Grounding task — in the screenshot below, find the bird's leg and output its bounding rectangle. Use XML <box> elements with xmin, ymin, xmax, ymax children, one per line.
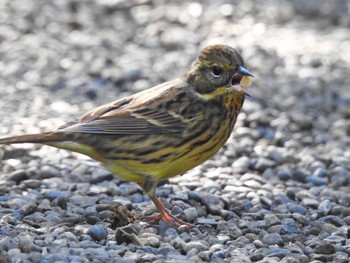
<box><xmin>144</xmin><ymin>195</ymin><xmax>194</xmax><ymax>228</ymax></box>
<box><xmin>140</xmin><ymin>175</ymin><xmax>194</xmax><ymax>228</ymax></box>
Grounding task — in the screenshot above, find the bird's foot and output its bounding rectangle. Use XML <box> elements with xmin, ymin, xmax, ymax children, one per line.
<box><xmin>142</xmin><ymin>213</ymin><xmax>194</xmax><ymax>228</ymax></box>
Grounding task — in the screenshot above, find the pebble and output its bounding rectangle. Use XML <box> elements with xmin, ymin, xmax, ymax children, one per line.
<box><xmin>318</xmin><ymin>199</ymin><xmax>332</xmax><ymax>216</ymax></box>
<box><xmin>278</xmin><ymin>168</ymin><xmax>292</xmax><ymax>181</ymax></box>
<box><xmin>182</xmin><ymin>207</ymin><xmax>198</xmax><ymax>222</ymax></box>
<box><xmin>9</xmin><ymin>169</ymin><xmax>28</xmax><ymax>183</ymax></box>
<box><xmin>87</xmin><ymin>225</ymin><xmax>108</xmax><ymax>242</ymax></box>
<box><xmin>200</xmin><ymin>194</ymin><xmax>224</xmax><ymax>215</ymax></box>
<box><xmin>281</xmin><ymin>218</ymin><xmax>302</xmax><ymax>235</ymax></box>
<box><xmin>301</xmin><ymin>198</ymin><xmax>319</xmax><ymax>209</ymax></box>
<box><xmin>265</xmin><ymin>214</ymin><xmax>281</xmax><ymax>227</ymax></box>
<box><xmin>254</xmin><ymin>157</ymin><xmax>275</xmax><ymax>172</ymax></box>
<box><xmin>314</xmin><ymin>242</ymin><xmax>336</xmax><ymax>254</ymax></box>
<box><xmin>262</xmin><ymin>233</ymin><xmax>284</xmax><ymax>246</ymax></box>
<box><xmin>182</xmin><ymin>241</ymin><xmax>209</xmax><ymax>253</ymax></box>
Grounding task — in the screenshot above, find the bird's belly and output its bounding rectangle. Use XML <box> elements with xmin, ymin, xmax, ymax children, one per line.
<box><xmin>103</xmin><ymin>126</ymin><xmax>231</xmax><ymax>182</ymax></box>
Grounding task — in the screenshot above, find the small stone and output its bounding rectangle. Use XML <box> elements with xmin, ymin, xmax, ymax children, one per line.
<box><xmin>281</xmin><ymin>218</ymin><xmax>301</xmax><ymax>234</ymax></box>
<box><xmin>158</xmin><ymin>243</ymin><xmax>177</xmax><ymax>255</ymax></box>
<box><xmin>182</xmin><ymin>207</ymin><xmax>198</xmax><ymax>223</ymax></box>
<box><xmin>9</xmin><ymin>170</ymin><xmax>28</xmax><ymax>183</ymax></box>
<box><xmin>144</xmin><ymin>236</ymin><xmax>160</xmax><ymax>248</ymax></box>
<box><xmin>198</xmin><ymin>251</ymin><xmax>211</xmax><ymax>261</ymax></box>
<box><xmin>262</xmin><ymin>233</ymin><xmax>284</xmax><ymax>246</ymax></box>
<box><xmin>292</xmin><ymin>168</ymin><xmax>310</xmax><ymax>183</ymax></box>
<box><xmin>305</xmin><ymin>227</ymin><xmax>321</xmax><ymax>236</ymax></box>
<box><xmin>232</xmin><ymin>156</ymin><xmax>250</xmax><ymax>172</ymax></box>
<box><xmin>313</xmin><ymin>167</ymin><xmax>327</xmax><ymax>177</ymax></box>
<box><xmin>52</xmin><ymin>196</ymin><xmax>68</xmax><ymax>210</ymax></box>
<box><xmin>253</xmin><ymin>240</ymin><xmax>264</xmax><ymax>248</ymax></box>
<box><xmin>179</xmin><ymin>232</ymin><xmax>192</xmax><ymax>242</ymax></box>
<box><xmin>23</xmin><ymin>212</ymin><xmax>47</xmax><ymax>224</ymax></box>
<box><xmin>321</xmin><ymin>223</ymin><xmax>338</xmax><ymax>234</ymax></box>
<box><xmin>306</xmin><ymin>176</ymin><xmax>328</xmax><ymax>186</ymax></box>
<box><xmin>260</xmin><ymin>196</ymin><xmax>272</xmax><ymax>207</ymax></box>
<box><xmin>22</xmin><ymin>179</ymin><xmax>42</xmax><ymax>188</ymax></box>
<box><xmin>320</xmin><ymin>215</ymin><xmax>345</xmax><ymax>227</ymax></box>
<box><xmin>188</xmin><ymin>191</ymin><xmax>202</xmax><ymax>202</ymax></box>
<box><xmin>301</xmin><ymin>198</ymin><xmax>319</xmax><ymax>209</ymax></box>
<box><xmin>250</xmin><ymin>253</ymin><xmax>264</xmax><ymax>262</ymax></box>
<box><xmin>288</xmin><ymin>204</ymin><xmax>307</xmax><ymax>215</ymax></box>
<box><xmin>212</xmin><ymin>251</ymin><xmax>225</xmax><ymax>259</ymax></box>
<box><xmin>331</xmin><ymin>206</ymin><xmax>344</xmax><ymax>216</ymax></box>
<box><xmin>343</xmin><ymin>216</ymin><xmax>350</xmax><ymax>225</ymax></box>
<box><xmin>341</xmin><ymin>207</ymin><xmax>350</xmax><ymax>217</ymax></box>
<box><xmin>201</xmin><ymin>194</ymin><xmax>224</xmax><ymax>215</ymax></box>
<box><xmin>319</xmin><ymin>200</ymin><xmax>332</xmax><ymax>216</ymax></box>
<box><xmin>254</xmin><ymin>157</ymin><xmax>275</xmax><ymax>172</ymax></box>
<box><xmin>178</xmin><ymin>225</ymin><xmax>190</xmax><ymax>234</ymax></box>
<box><xmin>278</xmin><ymin>168</ymin><xmax>292</xmax><ymax>181</ymax></box>
<box><xmin>170</xmin><ymin>236</ymin><xmax>185</xmax><ymax>249</ymax></box>
<box><xmin>182</xmin><ymin>241</ymin><xmax>209</xmax><ymax>253</ymax></box>
<box><xmin>324</xmin><ymin>235</ymin><xmax>346</xmax><ymax>245</ymax></box>
<box><xmin>88</xmin><ymin>225</ymin><xmax>108</xmax><ymax>242</ymax></box>
<box><xmin>314</xmin><ymin>243</ymin><xmax>336</xmax><ymax>254</ymax></box>
<box><xmin>197</xmin><ymin>218</ymin><xmax>217</xmax><ymax>225</ymax></box>
<box><xmin>21</xmin><ymin>201</ymin><xmax>37</xmax><ymax>216</ymax></box>
<box><xmin>18</xmin><ymin>235</ymin><xmax>42</xmax><ymax>253</ymax></box>
<box><xmin>40</xmin><ymin>165</ymin><xmax>61</xmax><ymax>178</ymax></box>
<box><xmin>210</xmin><ymin>244</ymin><xmax>225</xmax><ymax>253</ymax></box>
<box><xmin>265</xmin><ymin>214</ymin><xmax>281</xmax><ymax>227</ymax></box>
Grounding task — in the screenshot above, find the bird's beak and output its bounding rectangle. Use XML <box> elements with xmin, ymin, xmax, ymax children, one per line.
<box><xmin>231</xmin><ymin>66</ymin><xmax>254</xmax><ymax>97</ymax></box>
<box><xmin>238</xmin><ymin>66</ymin><xmax>254</xmax><ymax>77</ymax></box>
<box><xmin>230</xmin><ymin>84</ymin><xmax>253</xmax><ymax>97</ymax></box>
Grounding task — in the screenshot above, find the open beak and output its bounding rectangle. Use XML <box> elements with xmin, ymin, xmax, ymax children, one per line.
<box><xmin>234</xmin><ymin>66</ymin><xmax>254</xmax><ymax>97</ymax></box>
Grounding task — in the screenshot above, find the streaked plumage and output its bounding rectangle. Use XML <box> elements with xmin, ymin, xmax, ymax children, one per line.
<box><xmin>0</xmin><ymin>44</ymin><xmax>253</xmax><ymax>226</ymax></box>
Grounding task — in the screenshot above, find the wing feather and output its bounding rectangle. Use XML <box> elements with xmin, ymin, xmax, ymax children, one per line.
<box><xmin>58</xmin><ymin>79</ymin><xmax>188</xmax><ymax>135</ymax></box>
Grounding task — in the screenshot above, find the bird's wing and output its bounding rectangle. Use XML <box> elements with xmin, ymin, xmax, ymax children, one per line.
<box><xmin>58</xmin><ymin>79</ymin><xmax>188</xmax><ymax>135</ymax></box>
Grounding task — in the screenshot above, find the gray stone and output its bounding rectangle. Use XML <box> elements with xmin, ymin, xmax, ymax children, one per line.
<box><xmin>281</xmin><ymin>218</ymin><xmax>302</xmax><ymax>234</ymax></box>
<box><xmin>201</xmin><ymin>194</ymin><xmax>224</xmax><ymax>215</ymax></box>
<box><xmin>265</xmin><ymin>214</ymin><xmax>281</xmax><ymax>227</ymax></box>
<box><xmin>88</xmin><ymin>225</ymin><xmax>108</xmax><ymax>242</ymax></box>
<box><xmin>182</xmin><ymin>207</ymin><xmax>198</xmax><ymax>222</ymax></box>
<box><xmin>314</xmin><ymin>243</ymin><xmax>336</xmax><ymax>254</ymax></box>
<box><xmin>262</xmin><ymin>233</ymin><xmax>284</xmax><ymax>246</ymax></box>
<box><xmin>182</xmin><ymin>241</ymin><xmax>209</xmax><ymax>253</ymax></box>
<box><xmin>319</xmin><ymin>199</ymin><xmax>332</xmax><ymax>216</ymax></box>
<box><xmin>9</xmin><ymin>169</ymin><xmax>28</xmax><ymax>182</ymax></box>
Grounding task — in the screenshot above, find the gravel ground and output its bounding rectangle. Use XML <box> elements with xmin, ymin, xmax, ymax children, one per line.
<box><xmin>0</xmin><ymin>0</ymin><xmax>350</xmax><ymax>262</ymax></box>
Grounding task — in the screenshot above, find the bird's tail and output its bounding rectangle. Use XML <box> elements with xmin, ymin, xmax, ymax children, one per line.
<box><xmin>0</xmin><ymin>132</ymin><xmax>64</xmax><ymax>145</ymax></box>
<box><xmin>0</xmin><ymin>132</ymin><xmax>103</xmax><ymax>162</ymax></box>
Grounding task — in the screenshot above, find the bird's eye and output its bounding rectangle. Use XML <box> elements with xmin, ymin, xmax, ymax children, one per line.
<box><xmin>211</xmin><ymin>66</ymin><xmax>223</xmax><ymax>77</ymax></box>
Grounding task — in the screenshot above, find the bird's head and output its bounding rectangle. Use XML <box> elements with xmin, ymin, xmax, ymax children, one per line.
<box><xmin>187</xmin><ymin>44</ymin><xmax>254</xmax><ymax>99</ymax></box>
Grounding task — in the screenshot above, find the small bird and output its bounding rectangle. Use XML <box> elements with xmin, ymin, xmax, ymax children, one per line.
<box><xmin>0</xmin><ymin>44</ymin><xmax>253</xmax><ymax>227</ymax></box>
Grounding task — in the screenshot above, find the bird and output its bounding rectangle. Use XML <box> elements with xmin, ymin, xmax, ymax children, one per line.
<box><xmin>0</xmin><ymin>44</ymin><xmax>253</xmax><ymax>227</ymax></box>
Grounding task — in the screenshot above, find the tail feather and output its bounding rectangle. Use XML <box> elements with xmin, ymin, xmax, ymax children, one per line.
<box><xmin>0</xmin><ymin>132</ymin><xmax>64</xmax><ymax>145</ymax></box>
